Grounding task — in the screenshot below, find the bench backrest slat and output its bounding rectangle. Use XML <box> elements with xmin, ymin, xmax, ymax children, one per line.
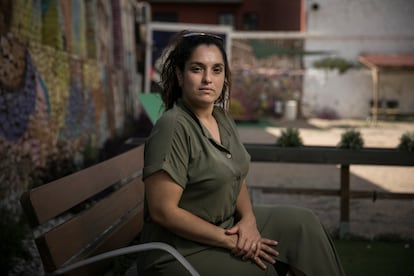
<box><xmin>68</xmin><ymin>208</ymin><xmax>145</xmax><ymax>276</ymax></box>
<box><xmin>39</xmin><ymin>177</ymin><xmax>144</xmax><ymax>268</ymax></box>
<box><xmin>24</xmin><ymin>146</ymin><xmax>144</xmax><ymax>225</ymax></box>
<box><xmin>20</xmin><ymin>145</ymin><xmax>145</xmax><ymax>274</ymax></box>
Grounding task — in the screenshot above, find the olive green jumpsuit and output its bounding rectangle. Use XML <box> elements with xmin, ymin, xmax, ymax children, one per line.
<box><xmin>138</xmin><ymin>99</ymin><xmax>345</xmax><ymax>276</ymax></box>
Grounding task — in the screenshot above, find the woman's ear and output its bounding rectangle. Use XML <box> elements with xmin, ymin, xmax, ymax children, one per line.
<box><xmin>175</xmin><ymin>67</ymin><xmax>183</xmax><ymax>87</ymax></box>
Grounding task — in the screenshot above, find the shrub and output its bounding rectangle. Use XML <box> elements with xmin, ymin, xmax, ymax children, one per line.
<box><xmin>276</xmin><ymin>128</ymin><xmax>303</xmax><ymax>147</ymax></box>
<box><xmin>398</xmin><ymin>131</ymin><xmax>414</xmax><ymax>152</ymax></box>
<box><xmin>313</xmin><ymin>57</ymin><xmax>355</xmax><ymax>74</ymax></box>
<box><xmin>338</xmin><ymin>129</ymin><xmax>364</xmax><ymax>149</ymax></box>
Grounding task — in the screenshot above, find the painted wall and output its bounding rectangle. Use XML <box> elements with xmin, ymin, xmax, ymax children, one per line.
<box><xmin>0</xmin><ymin>0</ymin><xmax>139</xmax><ymax>211</ymax></box>
<box><xmin>303</xmin><ymin>0</ymin><xmax>414</xmax><ymax>118</ymax></box>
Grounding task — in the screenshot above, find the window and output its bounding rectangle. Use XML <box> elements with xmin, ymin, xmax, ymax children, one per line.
<box><xmin>243</xmin><ymin>12</ymin><xmax>258</xmax><ymax>30</ymax></box>
<box><xmin>153</xmin><ymin>13</ymin><xmax>177</xmax><ymax>22</ymax></box>
<box><xmin>218</xmin><ymin>13</ymin><xmax>235</xmax><ymax>28</ymax></box>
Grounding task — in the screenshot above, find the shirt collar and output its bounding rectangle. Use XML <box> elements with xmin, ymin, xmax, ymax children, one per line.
<box><xmin>175</xmin><ymin>99</ymin><xmax>233</xmax><ymax>146</ymax></box>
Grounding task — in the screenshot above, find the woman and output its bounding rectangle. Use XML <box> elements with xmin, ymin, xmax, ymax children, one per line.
<box><xmin>137</xmin><ymin>31</ymin><xmax>345</xmax><ymax>276</ymax></box>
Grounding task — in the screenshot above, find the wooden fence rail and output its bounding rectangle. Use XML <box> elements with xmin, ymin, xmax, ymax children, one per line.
<box><xmin>244</xmin><ymin>144</ymin><xmax>414</xmax><ymax>238</ymax></box>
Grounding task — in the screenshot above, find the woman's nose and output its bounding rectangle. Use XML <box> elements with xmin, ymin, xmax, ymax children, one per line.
<box><xmin>203</xmin><ymin>70</ymin><xmax>212</xmax><ymax>83</ymax></box>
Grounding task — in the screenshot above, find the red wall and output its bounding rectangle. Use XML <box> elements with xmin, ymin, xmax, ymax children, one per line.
<box><xmin>149</xmin><ymin>0</ymin><xmax>304</xmax><ymax>31</ymax></box>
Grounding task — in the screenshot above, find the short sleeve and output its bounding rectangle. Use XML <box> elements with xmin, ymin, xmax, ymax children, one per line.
<box><xmin>143</xmin><ymin>111</ymin><xmax>189</xmax><ymax>188</ymax></box>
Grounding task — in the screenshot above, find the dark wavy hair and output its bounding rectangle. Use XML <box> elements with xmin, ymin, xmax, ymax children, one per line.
<box><xmin>159</xmin><ymin>30</ymin><xmax>231</xmax><ymax>110</ymax></box>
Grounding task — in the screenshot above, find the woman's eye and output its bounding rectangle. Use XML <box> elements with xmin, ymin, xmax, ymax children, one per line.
<box><xmin>213</xmin><ymin>67</ymin><xmax>223</xmax><ymax>74</ymax></box>
<box><xmin>191</xmin><ymin>67</ymin><xmax>202</xmax><ymax>72</ymax></box>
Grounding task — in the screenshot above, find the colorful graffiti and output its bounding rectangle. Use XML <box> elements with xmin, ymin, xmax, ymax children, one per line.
<box><xmin>230</xmin><ymin>38</ymin><xmax>304</xmax><ymax>121</ymax></box>
<box><xmin>0</xmin><ymin>0</ymin><xmax>138</xmax><ymax>213</ymax></box>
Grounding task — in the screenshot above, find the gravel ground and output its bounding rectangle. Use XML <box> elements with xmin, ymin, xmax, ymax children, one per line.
<box><xmin>240</xmin><ymin>118</ymin><xmax>414</xmax><ymax>240</ymax></box>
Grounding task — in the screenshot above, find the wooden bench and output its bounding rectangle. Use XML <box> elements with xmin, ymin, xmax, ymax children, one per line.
<box><xmin>20</xmin><ymin>145</ymin><xmax>198</xmax><ymax>276</ymax></box>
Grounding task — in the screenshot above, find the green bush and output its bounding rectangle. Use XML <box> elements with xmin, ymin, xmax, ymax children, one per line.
<box><xmin>276</xmin><ymin>128</ymin><xmax>303</xmax><ymax>147</ymax></box>
<box><xmin>313</xmin><ymin>57</ymin><xmax>355</xmax><ymax>74</ymax></box>
<box><xmin>338</xmin><ymin>129</ymin><xmax>364</xmax><ymax>149</ymax></box>
<box><xmin>398</xmin><ymin>131</ymin><xmax>414</xmax><ymax>152</ymax></box>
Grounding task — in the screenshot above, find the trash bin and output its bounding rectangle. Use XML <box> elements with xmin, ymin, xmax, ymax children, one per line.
<box><xmin>274</xmin><ymin>100</ymin><xmax>283</xmax><ymax>117</ymax></box>
<box><xmin>284</xmin><ymin>100</ymin><xmax>297</xmax><ymax>121</ymax></box>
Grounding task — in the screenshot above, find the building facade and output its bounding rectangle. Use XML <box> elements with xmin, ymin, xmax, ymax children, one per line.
<box><xmin>147</xmin><ymin>0</ymin><xmax>305</xmax><ymax>31</ymax></box>
<box><xmin>303</xmin><ymin>0</ymin><xmax>414</xmax><ymax>119</ymax></box>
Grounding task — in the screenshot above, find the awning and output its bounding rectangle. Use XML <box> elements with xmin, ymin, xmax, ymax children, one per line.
<box><xmin>358</xmin><ymin>54</ymin><xmax>414</xmax><ymax>123</ymax></box>
<box><xmin>359</xmin><ymin>54</ymin><xmax>414</xmax><ymax>70</ymax></box>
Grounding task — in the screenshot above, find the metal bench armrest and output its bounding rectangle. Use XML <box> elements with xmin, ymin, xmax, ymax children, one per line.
<box><xmin>51</xmin><ymin>242</ymin><xmax>199</xmax><ymax>276</ymax></box>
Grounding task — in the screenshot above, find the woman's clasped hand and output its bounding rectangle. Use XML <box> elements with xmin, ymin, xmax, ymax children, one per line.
<box><xmin>225</xmin><ymin>218</ymin><xmax>278</xmax><ymax>269</ymax></box>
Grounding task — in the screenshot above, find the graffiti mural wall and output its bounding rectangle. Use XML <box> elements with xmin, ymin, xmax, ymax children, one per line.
<box><xmin>0</xmin><ymin>0</ymin><xmax>138</xmax><ymax>211</ymax></box>
<box><xmin>230</xmin><ymin>37</ymin><xmax>304</xmax><ymax>121</ymax></box>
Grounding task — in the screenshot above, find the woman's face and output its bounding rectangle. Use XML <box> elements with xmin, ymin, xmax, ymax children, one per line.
<box><xmin>176</xmin><ymin>44</ymin><xmax>225</xmax><ymax>109</ymax></box>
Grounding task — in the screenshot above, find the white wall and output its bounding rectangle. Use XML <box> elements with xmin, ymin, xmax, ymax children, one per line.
<box><xmin>302</xmin><ymin>69</ymin><xmax>372</xmax><ymax>118</ymax></box>
<box><xmin>306</xmin><ymin>0</ymin><xmax>414</xmax><ymax>36</ymax></box>
<box><xmin>303</xmin><ymin>0</ymin><xmax>414</xmax><ymax>118</ymax></box>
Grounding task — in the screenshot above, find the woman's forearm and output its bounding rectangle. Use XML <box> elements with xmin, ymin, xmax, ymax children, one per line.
<box><xmin>145</xmin><ymin>171</ymin><xmax>236</xmax><ymax>249</ymax></box>
<box><xmin>157</xmin><ymin>204</ymin><xmax>236</xmax><ymax>249</ymax></box>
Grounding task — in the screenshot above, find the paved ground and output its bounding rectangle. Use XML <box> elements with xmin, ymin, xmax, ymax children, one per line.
<box><xmin>238</xmin><ymin>118</ymin><xmax>414</xmax><ymax>240</ymax></box>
